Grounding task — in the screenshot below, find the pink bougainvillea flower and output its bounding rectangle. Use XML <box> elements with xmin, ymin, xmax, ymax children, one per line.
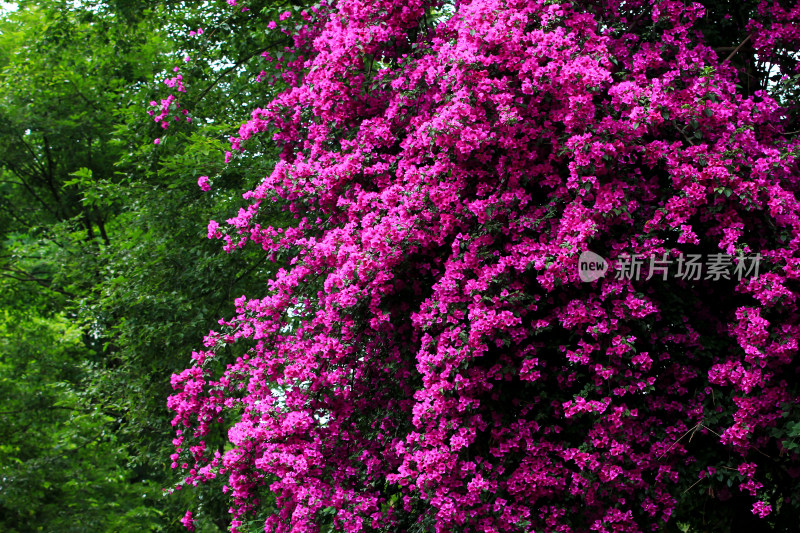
<box><xmin>163</xmin><ymin>0</ymin><xmax>800</xmax><ymax>531</ymax></box>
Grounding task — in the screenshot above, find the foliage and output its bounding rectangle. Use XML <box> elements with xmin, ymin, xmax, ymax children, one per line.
<box><xmin>0</xmin><ymin>311</ymin><xmax>163</xmax><ymax>532</ymax></box>
<box><xmin>166</xmin><ymin>0</ymin><xmax>800</xmax><ymax>532</ymax></box>
<box><xmin>0</xmin><ymin>4</ymin><xmax>170</xmax><ymax>529</ymax></box>
<box><xmin>0</xmin><ymin>0</ymin><xmax>294</xmax><ymax>530</ymax></box>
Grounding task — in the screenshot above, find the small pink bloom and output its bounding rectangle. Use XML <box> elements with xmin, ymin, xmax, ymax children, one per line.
<box><xmin>752</xmin><ymin>501</ymin><xmax>772</xmax><ymax>518</ymax></box>
<box><xmin>180</xmin><ymin>510</ymin><xmax>196</xmax><ymax>531</ymax></box>
<box><xmin>207</xmin><ymin>220</ymin><xmax>220</xmax><ymax>239</ymax></box>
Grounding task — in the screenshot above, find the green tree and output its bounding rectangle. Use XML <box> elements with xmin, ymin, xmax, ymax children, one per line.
<box><xmin>0</xmin><ymin>3</ymin><xmax>172</xmax><ymax>530</ymax></box>
<box><xmin>1</xmin><ymin>0</ymin><xmax>298</xmax><ymax>530</ymax></box>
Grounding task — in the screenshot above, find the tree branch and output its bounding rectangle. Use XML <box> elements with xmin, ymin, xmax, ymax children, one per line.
<box><xmin>722</xmin><ymin>34</ymin><xmax>752</xmax><ymax>65</ymax></box>
<box><xmin>0</xmin><ymin>405</ymin><xmax>91</xmax><ymax>415</ymax></box>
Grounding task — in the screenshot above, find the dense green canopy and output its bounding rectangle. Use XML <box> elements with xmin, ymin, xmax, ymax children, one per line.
<box><xmin>0</xmin><ymin>1</ymin><xmax>297</xmax><ymax>530</ymax></box>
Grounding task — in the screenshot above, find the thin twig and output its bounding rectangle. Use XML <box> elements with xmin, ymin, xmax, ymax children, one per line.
<box><xmin>722</xmin><ymin>34</ymin><xmax>752</xmax><ymax>65</ymax></box>
<box><xmin>675</xmin><ymin>124</ymin><xmax>696</xmax><ymax>146</ymax></box>
<box><xmin>658</xmin><ymin>421</ymin><xmax>702</xmax><ymax>458</ymax></box>
<box><xmin>0</xmin><ymin>406</ymin><xmax>91</xmax><ymax>415</ymax></box>
<box><xmin>682</xmin><ymin>476</ymin><xmax>706</xmax><ymax>494</ymax></box>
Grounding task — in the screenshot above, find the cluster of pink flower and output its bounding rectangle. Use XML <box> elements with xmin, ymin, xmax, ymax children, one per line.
<box><xmin>167</xmin><ymin>0</ymin><xmax>800</xmax><ymax>531</ymax></box>
<box><xmin>148</xmin><ymin>65</ymin><xmax>193</xmax><ymax>145</ymax></box>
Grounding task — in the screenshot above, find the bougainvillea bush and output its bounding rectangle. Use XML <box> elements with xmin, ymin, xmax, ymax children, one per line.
<box><xmin>165</xmin><ymin>0</ymin><xmax>800</xmax><ymax>531</ymax></box>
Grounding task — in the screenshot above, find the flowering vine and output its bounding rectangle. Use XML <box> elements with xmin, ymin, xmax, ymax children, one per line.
<box><xmin>166</xmin><ymin>0</ymin><xmax>800</xmax><ymax>531</ymax></box>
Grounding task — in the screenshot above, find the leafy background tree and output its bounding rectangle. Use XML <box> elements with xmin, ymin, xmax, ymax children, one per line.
<box><xmin>0</xmin><ymin>0</ymin><xmax>297</xmax><ymax>530</ymax></box>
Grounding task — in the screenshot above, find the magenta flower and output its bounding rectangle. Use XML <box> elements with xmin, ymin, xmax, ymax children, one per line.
<box><xmin>752</xmin><ymin>501</ymin><xmax>772</xmax><ymax>518</ymax></box>
<box><xmin>163</xmin><ymin>0</ymin><xmax>800</xmax><ymax>531</ymax></box>
<box><xmin>180</xmin><ymin>510</ymin><xmax>195</xmax><ymax>531</ymax></box>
